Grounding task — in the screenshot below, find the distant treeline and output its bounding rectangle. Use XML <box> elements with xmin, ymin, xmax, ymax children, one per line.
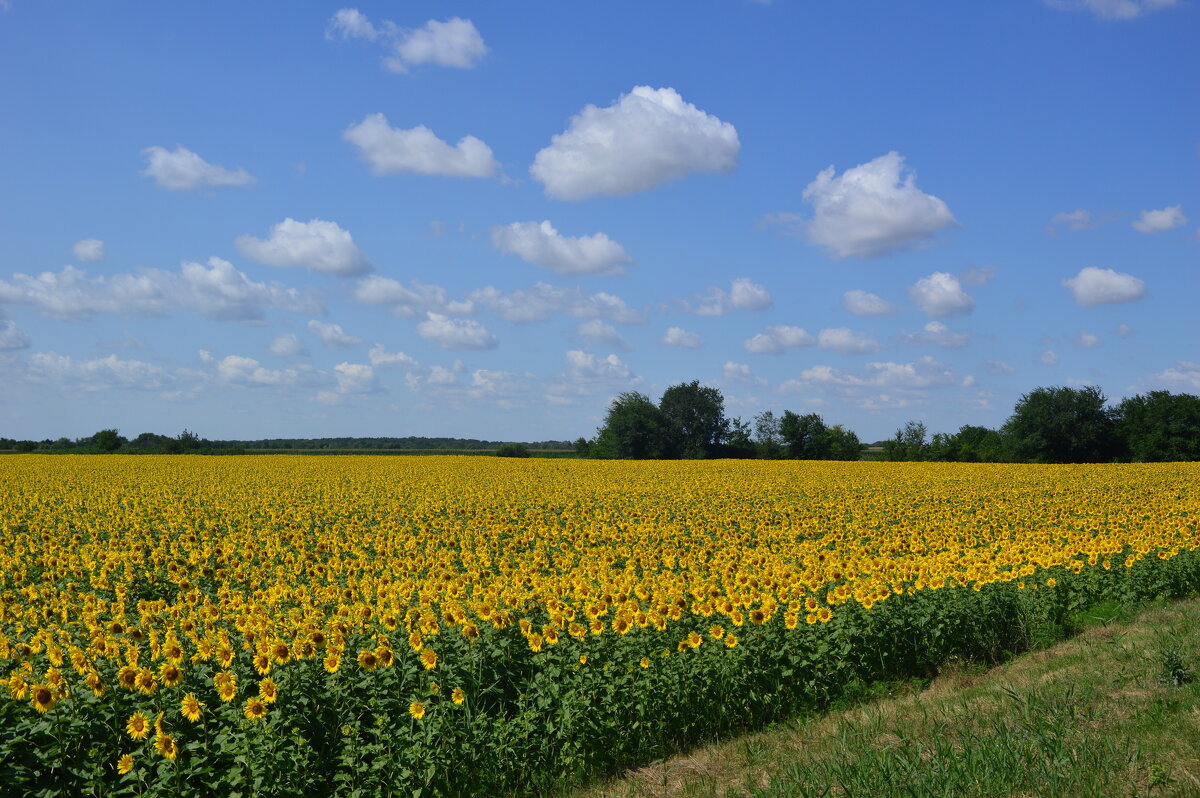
<box><xmin>579</xmin><ymin>382</ymin><xmax>1200</xmax><ymax>464</ymax></box>
<box><xmin>0</xmin><ymin>431</ymin><xmax>573</xmax><ymax>455</ymax></box>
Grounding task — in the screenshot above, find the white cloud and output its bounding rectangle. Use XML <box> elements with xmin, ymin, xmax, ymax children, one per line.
<box><xmin>575</xmin><ymin>320</ymin><xmax>631</xmax><ymax>351</ymax></box>
<box><xmin>1116</xmin><ymin>323</ymin><xmax>1134</xmax><ymax>338</ymax></box>
<box><xmin>901</xmin><ymin>321</ymin><xmax>970</xmax><ymax>349</ymax></box>
<box><xmin>1039</xmin><ymin>350</ymin><xmax>1060</xmax><ymax>366</ymax></box>
<box><xmin>236</xmin><ymin>218</ymin><xmax>372</xmax><ymax>276</ymax></box>
<box><xmin>469</xmin><ymin>283</ymin><xmax>645</xmax><ymax>324</ymax></box>
<box><xmin>959</xmin><ymin>265</ymin><xmax>996</xmax><ymax>286</ymax></box>
<box><xmin>842</xmin><ymin>289</ymin><xmax>895</xmax><ymax>317</ymax></box>
<box><xmin>0</xmin><ymin>319</ymin><xmax>30</xmax><ymax>350</ymax></box>
<box><xmin>353</xmin><ymin>276</ymin><xmax>473</xmax><ymax>318</ymax></box>
<box><xmin>685</xmin><ymin>278</ymin><xmax>772</xmax><ymax>316</ymax></box>
<box><xmin>333</xmin><ymin>362</ymin><xmax>378</xmax><ymax>394</ymax></box>
<box><xmin>491</xmin><ymin>221</ymin><xmax>632</xmax><ymax>276</ymax></box>
<box><xmin>216</xmin><ymin>354</ymin><xmax>325</xmax><ymax>388</ymax></box>
<box><xmin>817</xmin><ymin>327</ymin><xmax>882</xmax><ymax>355</ymax></box>
<box><xmin>1132</xmin><ymin>205</ymin><xmax>1187</xmax><ymax>234</ymax></box>
<box><xmin>1138</xmin><ymin>360</ymin><xmax>1200</xmax><ymax>392</ymax></box>
<box><xmin>387</xmin><ymin>17</ymin><xmax>487</xmax><ymax>72</ymax></box>
<box><xmin>743</xmin><ymin>325</ymin><xmax>815</xmax><ymax>355</ymax></box>
<box><xmin>1046</xmin><ymin>209</ymin><xmax>1098</xmax><ymax>234</ymax></box>
<box><xmin>27</xmin><ymin>352</ymin><xmax>170</xmax><ymax>391</ymax></box>
<box><xmin>72</xmin><ymin>239</ymin><xmax>105</xmax><ymax>262</ymax></box>
<box><xmin>344</xmin><ymin>114</ymin><xmax>498</xmax><ymax>179</ymax></box>
<box><xmin>368</xmin><ymin>344</ymin><xmax>420</xmax><ymax>369</ymax></box>
<box><xmin>530</xmin><ymin>86</ymin><xmax>739</xmax><ymax>201</ymax></box>
<box><xmin>140</xmin><ymin>145</ymin><xmax>255</xmax><ymax>191</ymax></box>
<box><xmin>908</xmin><ymin>272</ymin><xmax>975</xmax><ymax>317</ymax></box>
<box><xmin>544</xmin><ymin>350</ymin><xmax>640</xmax><ymax>404</ymax></box>
<box><xmin>268</xmin><ymin>333</ymin><xmax>306</xmax><ymax>357</ymax></box>
<box><xmin>797</xmin><ymin>355</ymin><xmax>958</xmax><ymax>391</ymax></box>
<box><xmin>1046</xmin><ymin>0</ymin><xmax>1182</xmax><ymax>20</ymax></box>
<box><xmin>1062</xmin><ymin>266</ymin><xmax>1145</xmax><ymax>306</ymax></box>
<box><xmin>723</xmin><ymin>362</ymin><xmax>756</xmax><ymax>382</ymax></box>
<box><xmin>0</xmin><ymin>260</ymin><xmax>321</xmax><ymax>322</ymax></box>
<box><xmin>564</xmin><ymin>350</ymin><xmax>633</xmax><ymax>383</ymax></box>
<box><xmin>326</xmin><ymin>8</ymin><xmax>383</xmax><ymax>41</ymax></box>
<box><xmin>801</xmin><ymin>151</ymin><xmax>958</xmax><ymax>259</ymax></box>
<box><xmin>662</xmin><ymin>327</ymin><xmax>702</xmax><ymax>349</ymax></box>
<box><xmin>983</xmin><ymin>359</ymin><xmax>1015</xmax><ymax>375</ymax></box>
<box><xmin>307</xmin><ymin>320</ymin><xmax>362</xmax><ymax>348</ymax></box>
<box><xmin>1074</xmin><ymin>330</ymin><xmax>1102</xmax><ymax>348</ymax></box>
<box><xmin>417</xmin><ymin>313</ymin><xmax>497</xmax><ymax>350</ymax></box>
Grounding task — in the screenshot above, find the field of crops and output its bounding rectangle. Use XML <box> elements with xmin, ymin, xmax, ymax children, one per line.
<box><xmin>1</xmin><ymin>456</ymin><xmax>1198</xmax><ymax>796</ymax></box>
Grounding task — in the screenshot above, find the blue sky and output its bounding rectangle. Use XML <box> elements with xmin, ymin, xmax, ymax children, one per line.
<box><xmin>0</xmin><ymin>1</ymin><xmax>1196</xmax><ymax>443</ymax></box>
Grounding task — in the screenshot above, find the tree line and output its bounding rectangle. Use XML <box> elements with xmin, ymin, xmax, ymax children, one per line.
<box><xmin>579</xmin><ymin>383</ymin><xmax>1200</xmax><ymax>463</ymax></box>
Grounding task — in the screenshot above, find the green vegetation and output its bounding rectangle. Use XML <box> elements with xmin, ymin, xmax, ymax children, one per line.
<box><xmin>580</xmin><ymin>597</ymin><xmax>1200</xmax><ymax>798</ymax></box>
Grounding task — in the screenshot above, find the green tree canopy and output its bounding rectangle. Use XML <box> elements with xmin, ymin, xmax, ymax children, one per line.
<box><xmin>779</xmin><ymin>411</ymin><xmax>830</xmax><ymax>459</ymax></box>
<box><xmin>593</xmin><ymin>392</ymin><xmax>674</xmax><ymax>459</ymax></box>
<box><xmin>658</xmin><ymin>381</ymin><xmax>729</xmax><ymax>459</ymax></box>
<box><xmin>1003</xmin><ymin>385</ymin><xmax>1116</xmax><ymax>463</ymax></box>
<box><xmin>1115</xmin><ymin>391</ymin><xmax>1200</xmax><ymax>462</ymax></box>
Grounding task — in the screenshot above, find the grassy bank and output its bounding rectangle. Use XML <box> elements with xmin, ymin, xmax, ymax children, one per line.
<box><xmin>579</xmin><ymin>596</ymin><xmax>1200</xmax><ymax>798</ymax></box>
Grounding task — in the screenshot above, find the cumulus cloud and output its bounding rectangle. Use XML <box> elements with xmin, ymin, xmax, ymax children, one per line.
<box><xmin>794</xmin><ymin>355</ymin><xmax>959</xmax><ymax>392</ymax></box>
<box><xmin>367</xmin><ymin>344</ymin><xmax>420</xmax><ymax>370</ymax></box>
<box><xmin>1132</xmin><ymin>205</ymin><xmax>1187</xmax><ymax>234</ymax></box>
<box><xmin>983</xmin><ymin>359</ymin><xmax>1015</xmax><ymax>375</ymax></box>
<box><xmin>216</xmin><ymin>354</ymin><xmax>326</xmax><ymax>388</ymax></box>
<box><xmin>1074</xmin><ymin>330</ymin><xmax>1102</xmax><ymax>348</ymax></box>
<box><xmin>1046</xmin><ymin>208</ymin><xmax>1099</xmax><ymax>235</ymax></box>
<box><xmin>491</xmin><ymin>221</ymin><xmax>632</xmax><ymax>276</ymax></box>
<box><xmin>1138</xmin><ymin>360</ymin><xmax>1200</xmax><ymax>392</ymax></box>
<box><xmin>268</xmin><ymin>333</ymin><xmax>306</xmax><ymax>357</ymax></box>
<box><xmin>743</xmin><ymin>325</ymin><xmax>815</xmax><ymax>355</ymax></box>
<box><xmin>307</xmin><ymin>320</ymin><xmax>362</xmax><ymax>348</ymax></box>
<box><xmin>236</xmin><ymin>218</ymin><xmax>372</xmax><ymax>276</ymax></box>
<box><xmin>544</xmin><ymin>350</ymin><xmax>640</xmax><ymax>404</ymax></box>
<box><xmin>332</xmin><ymin>362</ymin><xmax>378</xmax><ymax>394</ymax></box>
<box><xmin>1046</xmin><ymin>0</ymin><xmax>1182</xmax><ymax>20</ymax></box>
<box><xmin>842</xmin><ymin>289</ymin><xmax>895</xmax><ymax>317</ymax></box>
<box><xmin>140</xmin><ymin>146</ymin><xmax>255</xmax><ymax>191</ymax></box>
<box><xmin>327</xmin><ymin>11</ymin><xmax>486</xmax><ymax>72</ymax></box>
<box><xmin>564</xmin><ymin>350</ymin><xmax>633</xmax><ymax>383</ymax></box>
<box><xmin>575</xmin><ymin>320</ymin><xmax>631</xmax><ymax>351</ymax></box>
<box><xmin>0</xmin><ymin>260</ymin><xmax>321</xmax><ymax>322</ymax></box>
<box><xmin>469</xmin><ymin>283</ymin><xmax>646</xmax><ymax>324</ymax></box>
<box><xmin>800</xmin><ymin>151</ymin><xmax>958</xmax><ymax>259</ymax></box>
<box><xmin>1116</xmin><ymin>323</ymin><xmax>1134</xmax><ymax>338</ymax></box>
<box><xmin>1039</xmin><ymin>350</ymin><xmax>1060</xmax><ymax>366</ymax></box>
<box><xmin>27</xmin><ymin>352</ymin><xmax>170</xmax><ymax>391</ymax></box>
<box><xmin>344</xmin><ymin>114</ymin><xmax>498</xmax><ymax>179</ymax></box>
<box><xmin>0</xmin><ymin>319</ymin><xmax>31</xmax><ymax>350</ymax></box>
<box><xmin>722</xmin><ymin>362</ymin><xmax>756</xmax><ymax>382</ymax></box>
<box><xmin>902</xmin><ymin>321</ymin><xmax>970</xmax><ymax>349</ymax></box>
<box><xmin>353</xmin><ymin>276</ymin><xmax>473</xmax><ymax>318</ymax></box>
<box><xmin>684</xmin><ymin>278</ymin><xmax>772</xmax><ymax>316</ymax></box>
<box><xmin>417</xmin><ymin>313</ymin><xmax>497</xmax><ymax>350</ymax></box>
<box><xmin>72</xmin><ymin>239</ymin><xmax>105</xmax><ymax>262</ymax></box>
<box><xmin>1062</xmin><ymin>266</ymin><xmax>1145</xmax><ymax>306</ymax></box>
<box><xmin>817</xmin><ymin>327</ymin><xmax>882</xmax><ymax>355</ymax></box>
<box><xmin>908</xmin><ymin>272</ymin><xmax>975</xmax><ymax>317</ymax></box>
<box><xmin>530</xmin><ymin>86</ymin><xmax>739</xmax><ymax>201</ymax></box>
<box><xmin>662</xmin><ymin>327</ymin><xmax>702</xmax><ymax>349</ymax></box>
<box><xmin>959</xmin><ymin>265</ymin><xmax>996</xmax><ymax>286</ymax></box>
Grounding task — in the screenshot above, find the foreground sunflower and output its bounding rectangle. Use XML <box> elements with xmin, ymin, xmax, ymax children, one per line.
<box><xmin>116</xmin><ymin>754</ymin><xmax>134</xmax><ymax>775</ymax></box>
<box><xmin>258</xmin><ymin>677</ymin><xmax>278</xmax><ymax>704</ymax></box>
<box><xmin>408</xmin><ymin>701</ymin><xmax>426</xmax><ymax>720</ymax></box>
<box><xmin>243</xmin><ymin>697</ymin><xmax>267</xmax><ymax>721</ymax></box>
<box><xmin>126</xmin><ymin>711</ymin><xmax>151</xmax><ymax>740</ymax></box>
<box><xmin>154</xmin><ymin>733</ymin><xmax>178</xmax><ymax>761</ymax></box>
<box><xmin>30</xmin><ymin>684</ymin><xmax>55</xmax><ymax>714</ymax></box>
<box><xmin>180</xmin><ymin>693</ymin><xmax>204</xmax><ymax>723</ymax></box>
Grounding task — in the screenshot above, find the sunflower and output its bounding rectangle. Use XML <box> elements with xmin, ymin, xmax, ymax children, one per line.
<box><xmin>429</xmin><ymin>681</ymin><xmax>439</xmax><ymax>695</ymax></box>
<box><xmin>258</xmin><ymin>677</ymin><xmax>278</xmax><ymax>704</ymax></box>
<box><xmin>408</xmin><ymin>701</ymin><xmax>426</xmax><ymax>721</ymax></box>
<box><xmin>159</xmin><ymin>663</ymin><xmax>183</xmax><ymax>689</ymax></box>
<box><xmin>784</xmin><ymin>612</ymin><xmax>799</xmax><ymax>630</ymax></box>
<box><xmin>451</xmin><ymin>687</ymin><xmax>466</xmax><ymax>705</ymax></box>
<box><xmin>356</xmin><ymin>650</ymin><xmax>379</xmax><ymax>671</ymax></box>
<box><xmin>724</xmin><ymin>633</ymin><xmax>738</xmax><ymax>648</ymax></box>
<box><xmin>135</xmin><ymin>668</ymin><xmax>157</xmax><ymax>696</ymax></box>
<box><xmin>180</xmin><ymin>693</ymin><xmax>204</xmax><ymax>723</ymax></box>
<box><xmin>323</xmin><ymin>654</ymin><xmax>341</xmax><ymax>674</ymax></box>
<box><xmin>243</xmin><ymin>697</ymin><xmax>267</xmax><ymax>721</ymax></box>
<box><xmin>817</xmin><ymin>607</ymin><xmax>832</xmax><ymax>623</ymax></box>
<box><xmin>376</xmin><ymin>647</ymin><xmax>395</xmax><ymax>668</ymax></box>
<box><xmin>30</xmin><ymin>683</ymin><xmax>55</xmax><ymax>714</ymax></box>
<box><xmin>527</xmin><ymin>634</ymin><xmax>544</xmax><ymax>653</ymax></box>
<box><xmin>7</xmin><ymin>674</ymin><xmax>28</xmax><ymax>701</ymax></box>
<box><xmin>686</xmin><ymin>632</ymin><xmax>703</xmax><ymax>649</ymax></box>
<box><xmin>461</xmin><ymin>622</ymin><xmax>480</xmax><ymax>641</ymax></box>
<box><xmin>164</xmin><ymin>643</ymin><xmax>184</xmax><ymax>663</ymax></box>
<box><xmin>85</xmin><ymin>670</ymin><xmax>105</xmax><ymax>697</ymax></box>
<box><xmin>750</xmin><ymin>609</ymin><xmax>767</xmax><ymax>625</ymax></box>
<box><xmin>215</xmin><ymin>646</ymin><xmax>234</xmax><ymax>668</ymax></box>
<box><xmin>407</xmin><ymin>630</ymin><xmax>423</xmax><ymax>653</ymax></box>
<box><xmin>639</xmin><ymin>657</ymin><xmax>650</xmax><ymax>669</ymax></box>
<box><xmin>253</xmin><ymin>654</ymin><xmax>271</xmax><ymax>675</ymax></box>
<box><xmin>420</xmin><ymin>647</ymin><xmax>437</xmax><ymax>670</ymax></box>
<box><xmin>116</xmin><ymin>754</ymin><xmax>134</xmax><ymax>775</ymax></box>
<box><xmin>271</xmin><ymin>640</ymin><xmax>290</xmax><ymax>664</ymax></box>
<box><xmin>709</xmin><ymin>625</ymin><xmax>725</xmax><ymax>639</ymax></box>
<box><xmin>117</xmin><ymin>665</ymin><xmax>137</xmax><ymax>692</ymax></box>
<box><xmin>126</xmin><ymin>711</ymin><xmax>151</xmax><ymax>740</ymax></box>
<box><xmin>154</xmin><ymin>733</ymin><xmax>178</xmax><ymax>761</ymax></box>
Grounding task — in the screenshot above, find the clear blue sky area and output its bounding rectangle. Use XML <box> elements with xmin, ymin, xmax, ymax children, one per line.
<box><xmin>1</xmin><ymin>1</ymin><xmax>1196</xmax><ymax>442</ymax></box>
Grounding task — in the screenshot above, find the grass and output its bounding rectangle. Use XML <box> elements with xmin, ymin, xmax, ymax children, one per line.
<box><xmin>575</xmin><ymin>597</ymin><xmax>1200</xmax><ymax>798</ymax></box>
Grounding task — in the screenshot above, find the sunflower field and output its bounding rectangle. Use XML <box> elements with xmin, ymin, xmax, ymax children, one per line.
<box><xmin>1</xmin><ymin>456</ymin><xmax>1197</xmax><ymax>796</ymax></box>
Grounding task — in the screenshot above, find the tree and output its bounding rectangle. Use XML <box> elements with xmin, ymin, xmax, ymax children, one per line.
<box><xmin>720</xmin><ymin>417</ymin><xmax>757</xmax><ymax>458</ymax></box>
<box><xmin>1003</xmin><ymin>385</ymin><xmax>1115</xmax><ymax>463</ymax></box>
<box><xmin>1115</xmin><ymin>391</ymin><xmax>1200</xmax><ymax>462</ymax></box>
<box><xmin>593</xmin><ymin>392</ymin><xmax>674</xmax><ymax>459</ymax></box>
<box><xmin>883</xmin><ymin>421</ymin><xmax>928</xmax><ymax>461</ymax></box>
<box><xmin>658</xmin><ymin>381</ymin><xmax>729</xmax><ymax>459</ymax></box>
<box><xmin>780</xmin><ymin>411</ymin><xmax>830</xmax><ymax>459</ymax></box>
<box><xmin>753</xmin><ymin>411</ymin><xmax>784</xmax><ymax>459</ymax></box>
<box><xmin>495</xmin><ymin>443</ymin><xmax>531</xmax><ymax>458</ymax></box>
<box><xmin>824</xmin><ymin>424</ymin><xmax>862</xmax><ymax>460</ymax></box>
<box><xmin>88</xmin><ymin>429</ymin><xmax>127</xmax><ymax>453</ymax></box>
